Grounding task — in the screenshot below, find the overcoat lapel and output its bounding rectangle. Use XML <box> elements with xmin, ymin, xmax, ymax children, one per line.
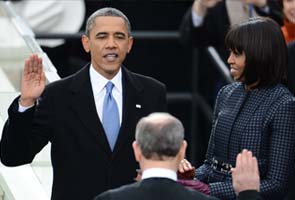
<box><xmin>68</xmin><ymin>65</ymin><xmax>112</xmax><ymax>156</ymax></box>
<box><xmin>214</xmin><ymin>84</ymin><xmax>272</xmax><ymax>161</ymax></box>
<box><xmin>214</xmin><ymin>85</ymin><xmax>247</xmax><ymax>160</ymax></box>
<box><xmin>112</xmin><ymin>67</ymin><xmax>144</xmax><ymax>157</ymax></box>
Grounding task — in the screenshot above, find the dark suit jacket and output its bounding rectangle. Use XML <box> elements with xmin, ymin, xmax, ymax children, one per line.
<box><xmin>237</xmin><ymin>191</ymin><xmax>263</xmax><ymax>200</ymax></box>
<box><xmin>238</xmin><ymin>175</ymin><xmax>295</xmax><ymax>200</ymax></box>
<box><xmin>196</xmin><ymin>83</ymin><xmax>295</xmax><ymax>200</ymax></box>
<box><xmin>94</xmin><ymin>178</ymin><xmax>219</xmax><ymax>200</ymax></box>
<box><xmin>0</xmin><ymin>64</ymin><xmax>166</xmax><ymax>200</ymax></box>
<box><xmin>237</xmin><ymin>190</ymin><xmax>295</xmax><ymax>200</ymax></box>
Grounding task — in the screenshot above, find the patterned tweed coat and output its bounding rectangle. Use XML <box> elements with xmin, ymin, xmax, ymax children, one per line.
<box><xmin>196</xmin><ymin>82</ymin><xmax>295</xmax><ymax>200</ymax></box>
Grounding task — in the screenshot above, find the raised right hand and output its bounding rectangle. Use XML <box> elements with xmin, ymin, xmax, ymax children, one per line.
<box><xmin>231</xmin><ymin>150</ymin><xmax>260</xmax><ymax>195</ymax></box>
<box><xmin>199</xmin><ymin>0</ymin><xmax>222</xmax><ymax>8</ymax></box>
<box><xmin>192</xmin><ymin>0</ymin><xmax>222</xmax><ymax>17</ymax></box>
<box><xmin>243</xmin><ymin>0</ymin><xmax>267</xmax><ymax>8</ymax></box>
<box><xmin>20</xmin><ymin>54</ymin><xmax>46</xmax><ymax>106</ymax></box>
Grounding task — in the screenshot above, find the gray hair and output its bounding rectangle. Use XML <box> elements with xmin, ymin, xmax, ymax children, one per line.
<box><xmin>135</xmin><ymin>113</ymin><xmax>184</xmax><ymax>160</ymax></box>
<box><xmin>85</xmin><ymin>7</ymin><xmax>131</xmax><ymax>36</ymax></box>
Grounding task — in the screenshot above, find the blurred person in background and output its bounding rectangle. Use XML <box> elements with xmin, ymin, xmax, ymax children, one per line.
<box><xmin>179</xmin><ymin>0</ymin><xmax>282</xmax><ymax>60</ymax></box>
<box><xmin>278</xmin><ymin>0</ymin><xmax>295</xmax><ymax>94</ymax></box>
<box><xmin>279</xmin><ymin>0</ymin><xmax>295</xmax><ymax>43</ymax></box>
<box><xmin>10</xmin><ymin>0</ymin><xmax>86</xmax><ymax>77</ymax></box>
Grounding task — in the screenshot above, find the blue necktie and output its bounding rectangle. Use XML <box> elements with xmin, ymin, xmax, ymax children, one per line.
<box><xmin>102</xmin><ymin>81</ymin><xmax>120</xmax><ymax>151</ymax></box>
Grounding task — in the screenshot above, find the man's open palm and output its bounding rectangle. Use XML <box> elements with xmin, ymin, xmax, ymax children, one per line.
<box><xmin>20</xmin><ymin>54</ymin><xmax>45</xmax><ymax>106</ymax></box>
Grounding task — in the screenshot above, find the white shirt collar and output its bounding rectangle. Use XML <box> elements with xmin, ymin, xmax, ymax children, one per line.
<box><xmin>89</xmin><ymin>64</ymin><xmax>122</xmax><ymax>94</ymax></box>
<box><xmin>141</xmin><ymin>168</ymin><xmax>177</xmax><ymax>181</ymax></box>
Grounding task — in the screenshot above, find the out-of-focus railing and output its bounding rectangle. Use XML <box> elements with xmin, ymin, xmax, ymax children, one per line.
<box><xmin>0</xmin><ymin>1</ymin><xmax>58</xmax><ymax>199</ymax></box>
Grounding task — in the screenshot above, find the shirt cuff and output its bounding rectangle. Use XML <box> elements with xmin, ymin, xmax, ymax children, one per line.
<box><xmin>18</xmin><ymin>102</ymin><xmax>34</xmax><ymax>113</ymax></box>
<box><xmin>191</xmin><ymin>10</ymin><xmax>204</xmax><ymax>27</ymax></box>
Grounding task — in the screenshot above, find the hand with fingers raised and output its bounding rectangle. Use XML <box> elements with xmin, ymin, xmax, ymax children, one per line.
<box><xmin>20</xmin><ymin>54</ymin><xmax>46</xmax><ymax>107</ymax></box>
<box><xmin>231</xmin><ymin>149</ymin><xmax>260</xmax><ymax>195</ymax></box>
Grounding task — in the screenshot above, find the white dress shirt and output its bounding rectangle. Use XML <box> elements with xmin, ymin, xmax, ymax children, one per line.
<box><xmin>141</xmin><ymin>168</ymin><xmax>177</xmax><ymax>181</ymax></box>
<box><xmin>89</xmin><ymin>65</ymin><xmax>123</xmax><ymax>125</ymax></box>
<box><xmin>191</xmin><ymin>10</ymin><xmax>205</xmax><ymax>27</ymax></box>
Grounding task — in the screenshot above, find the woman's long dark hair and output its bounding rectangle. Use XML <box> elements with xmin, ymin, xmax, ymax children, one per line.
<box><xmin>225</xmin><ymin>17</ymin><xmax>288</xmax><ymax>88</ymax></box>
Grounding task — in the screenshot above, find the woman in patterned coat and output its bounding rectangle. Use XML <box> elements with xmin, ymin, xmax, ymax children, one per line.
<box><xmin>179</xmin><ymin>17</ymin><xmax>295</xmax><ymax>200</ymax></box>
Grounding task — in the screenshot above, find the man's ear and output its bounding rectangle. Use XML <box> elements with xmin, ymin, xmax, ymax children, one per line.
<box><xmin>132</xmin><ymin>141</ymin><xmax>142</xmax><ymax>162</ymax></box>
<box><xmin>81</xmin><ymin>35</ymin><xmax>90</xmax><ymax>53</ymax></box>
<box><xmin>179</xmin><ymin>140</ymin><xmax>187</xmax><ymax>160</ymax></box>
<box><xmin>127</xmin><ymin>36</ymin><xmax>134</xmax><ymax>53</ymax></box>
